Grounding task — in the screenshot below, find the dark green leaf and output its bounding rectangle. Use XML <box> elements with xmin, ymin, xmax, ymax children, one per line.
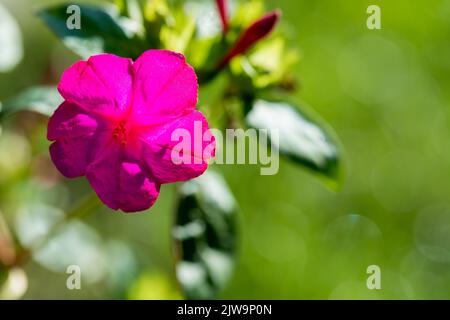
<box><xmin>245</xmin><ymin>98</ymin><xmax>342</xmax><ymax>187</ymax></box>
<box><xmin>0</xmin><ymin>3</ymin><xmax>23</xmax><ymax>72</ymax></box>
<box><xmin>173</xmin><ymin>171</ymin><xmax>237</xmax><ymax>299</ymax></box>
<box><xmin>38</xmin><ymin>4</ymin><xmax>144</xmax><ymax>59</ymax></box>
<box><xmin>0</xmin><ymin>86</ymin><xmax>62</xmax><ymax>120</ymax></box>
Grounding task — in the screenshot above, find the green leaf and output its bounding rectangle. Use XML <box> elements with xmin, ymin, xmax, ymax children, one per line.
<box><xmin>245</xmin><ymin>98</ymin><xmax>342</xmax><ymax>187</ymax></box>
<box><xmin>38</xmin><ymin>4</ymin><xmax>144</xmax><ymax>59</ymax></box>
<box><xmin>0</xmin><ymin>268</ymin><xmax>27</xmax><ymax>300</ymax></box>
<box><xmin>127</xmin><ymin>272</ymin><xmax>182</xmax><ymax>300</ymax></box>
<box><xmin>0</xmin><ymin>3</ymin><xmax>23</xmax><ymax>72</ymax></box>
<box><xmin>173</xmin><ymin>171</ymin><xmax>237</xmax><ymax>299</ymax></box>
<box><xmin>230</xmin><ymin>37</ymin><xmax>299</xmax><ymax>90</ymax></box>
<box><xmin>115</xmin><ymin>0</ymin><xmax>145</xmax><ymax>37</ymax></box>
<box><xmin>183</xmin><ymin>0</ymin><xmax>222</xmax><ymax>39</ymax></box>
<box><xmin>231</xmin><ymin>0</ymin><xmax>265</xmax><ymax>28</ymax></box>
<box><xmin>0</xmin><ymin>86</ymin><xmax>62</xmax><ymax>121</ymax></box>
<box><xmin>141</xmin><ymin>0</ymin><xmax>171</xmax><ymax>49</ymax></box>
<box><xmin>160</xmin><ymin>9</ymin><xmax>195</xmax><ymax>53</ymax></box>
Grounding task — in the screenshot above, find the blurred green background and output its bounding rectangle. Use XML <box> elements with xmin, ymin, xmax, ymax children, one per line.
<box><xmin>1</xmin><ymin>0</ymin><xmax>450</xmax><ymax>299</ymax></box>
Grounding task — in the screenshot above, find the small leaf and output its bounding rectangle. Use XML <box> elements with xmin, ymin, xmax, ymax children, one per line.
<box><xmin>115</xmin><ymin>0</ymin><xmax>145</xmax><ymax>37</ymax></box>
<box><xmin>0</xmin><ymin>3</ymin><xmax>23</xmax><ymax>72</ymax></box>
<box><xmin>0</xmin><ymin>86</ymin><xmax>62</xmax><ymax>120</ymax></box>
<box><xmin>229</xmin><ymin>37</ymin><xmax>299</xmax><ymax>90</ymax></box>
<box><xmin>173</xmin><ymin>171</ymin><xmax>237</xmax><ymax>299</ymax></box>
<box><xmin>231</xmin><ymin>0</ymin><xmax>265</xmax><ymax>28</ymax></box>
<box><xmin>160</xmin><ymin>10</ymin><xmax>195</xmax><ymax>53</ymax></box>
<box><xmin>0</xmin><ymin>268</ymin><xmax>28</xmax><ymax>300</ymax></box>
<box><xmin>144</xmin><ymin>0</ymin><xmax>170</xmax><ymax>22</ymax></box>
<box><xmin>142</xmin><ymin>0</ymin><xmax>171</xmax><ymax>49</ymax></box>
<box><xmin>38</xmin><ymin>4</ymin><xmax>143</xmax><ymax>59</ymax></box>
<box><xmin>245</xmin><ymin>98</ymin><xmax>342</xmax><ymax>187</ymax></box>
<box><xmin>183</xmin><ymin>0</ymin><xmax>222</xmax><ymax>39</ymax></box>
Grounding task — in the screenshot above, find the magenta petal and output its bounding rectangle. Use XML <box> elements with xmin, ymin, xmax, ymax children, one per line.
<box><xmin>141</xmin><ymin>110</ymin><xmax>215</xmax><ymax>184</ymax></box>
<box><xmin>58</xmin><ymin>54</ymin><xmax>133</xmax><ymax>116</ymax></box>
<box><xmin>86</xmin><ymin>145</ymin><xmax>160</xmax><ymax>212</ymax></box>
<box><xmin>132</xmin><ymin>50</ymin><xmax>198</xmax><ymax>126</ymax></box>
<box><xmin>49</xmin><ymin>135</ymin><xmax>96</xmax><ymax>178</ymax></box>
<box><xmin>47</xmin><ymin>101</ymin><xmax>99</xmax><ymax>141</ymax></box>
<box><xmin>48</xmin><ymin>101</ymin><xmax>103</xmax><ymax>178</ymax></box>
<box><xmin>49</xmin><ymin>131</ymin><xmax>108</xmax><ymax>179</ymax></box>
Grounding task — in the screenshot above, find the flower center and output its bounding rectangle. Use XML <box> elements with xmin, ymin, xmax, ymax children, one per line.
<box><xmin>113</xmin><ymin>120</ymin><xmax>128</xmax><ymax>145</ymax></box>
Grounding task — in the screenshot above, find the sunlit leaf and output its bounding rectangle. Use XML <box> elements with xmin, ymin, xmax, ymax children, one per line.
<box><xmin>160</xmin><ymin>9</ymin><xmax>195</xmax><ymax>53</ymax></box>
<box><xmin>230</xmin><ymin>37</ymin><xmax>299</xmax><ymax>90</ymax></box>
<box><xmin>142</xmin><ymin>0</ymin><xmax>171</xmax><ymax>49</ymax></box>
<box><xmin>0</xmin><ymin>86</ymin><xmax>62</xmax><ymax>120</ymax></box>
<box><xmin>116</xmin><ymin>0</ymin><xmax>142</xmax><ymax>21</ymax></box>
<box><xmin>188</xmin><ymin>35</ymin><xmax>229</xmax><ymax>83</ymax></box>
<box><xmin>38</xmin><ymin>4</ymin><xmax>144</xmax><ymax>59</ymax></box>
<box><xmin>115</xmin><ymin>0</ymin><xmax>145</xmax><ymax>37</ymax></box>
<box><xmin>127</xmin><ymin>272</ymin><xmax>182</xmax><ymax>300</ymax></box>
<box><xmin>0</xmin><ymin>132</ymin><xmax>31</xmax><ymax>182</ymax></box>
<box><xmin>184</xmin><ymin>0</ymin><xmax>222</xmax><ymax>39</ymax></box>
<box><xmin>245</xmin><ymin>98</ymin><xmax>342</xmax><ymax>187</ymax></box>
<box><xmin>144</xmin><ymin>0</ymin><xmax>170</xmax><ymax>22</ymax></box>
<box><xmin>173</xmin><ymin>171</ymin><xmax>237</xmax><ymax>299</ymax></box>
<box><xmin>0</xmin><ymin>268</ymin><xmax>28</xmax><ymax>300</ymax></box>
<box><xmin>231</xmin><ymin>0</ymin><xmax>265</xmax><ymax>28</ymax></box>
<box><xmin>0</xmin><ymin>3</ymin><xmax>23</xmax><ymax>72</ymax></box>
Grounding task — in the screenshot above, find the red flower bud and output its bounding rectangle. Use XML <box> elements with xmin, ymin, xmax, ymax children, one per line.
<box><xmin>216</xmin><ymin>0</ymin><xmax>229</xmax><ymax>34</ymax></box>
<box><xmin>218</xmin><ymin>10</ymin><xmax>281</xmax><ymax>69</ymax></box>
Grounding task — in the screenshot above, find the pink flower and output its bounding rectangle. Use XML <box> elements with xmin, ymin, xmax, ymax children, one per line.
<box><xmin>48</xmin><ymin>50</ymin><xmax>215</xmax><ymax>212</ymax></box>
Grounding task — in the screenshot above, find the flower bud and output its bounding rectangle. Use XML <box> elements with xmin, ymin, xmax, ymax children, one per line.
<box><xmin>218</xmin><ymin>10</ymin><xmax>281</xmax><ymax>68</ymax></box>
<box><xmin>215</xmin><ymin>0</ymin><xmax>229</xmax><ymax>34</ymax></box>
